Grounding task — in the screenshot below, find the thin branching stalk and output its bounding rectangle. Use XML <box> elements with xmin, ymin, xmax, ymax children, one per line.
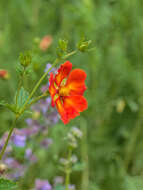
<box><xmin>124</xmin><ymin>105</ymin><xmax>143</xmax><ymax>171</ymax></box>
<box><xmin>0</xmin><ymin>117</ymin><xmax>18</xmax><ymax>161</ymax></box>
<box><xmin>0</xmin><ymin>50</ymin><xmax>77</xmax><ymax>163</ymax></box>
<box><xmin>65</xmin><ymin>147</ymin><xmax>72</xmax><ymax>190</ymax></box>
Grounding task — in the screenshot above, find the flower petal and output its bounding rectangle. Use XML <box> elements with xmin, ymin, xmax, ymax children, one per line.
<box><xmin>55</xmin><ymin>98</ymin><xmax>69</xmax><ymax>124</ymax></box>
<box><xmin>63</xmin><ymin>95</ymin><xmax>88</xmax><ymax>122</ymax></box>
<box><xmin>49</xmin><ymin>72</ymin><xmax>56</xmax><ymax>107</ymax></box>
<box><xmin>55</xmin><ymin>61</ymin><xmax>72</xmax><ymax>86</ymax></box>
<box><xmin>66</xmin><ymin>69</ymin><xmax>87</xmax><ymax>95</ymax></box>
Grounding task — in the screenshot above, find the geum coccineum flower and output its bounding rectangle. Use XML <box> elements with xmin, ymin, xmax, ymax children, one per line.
<box><xmin>49</xmin><ymin>61</ymin><xmax>87</xmax><ymax>124</ymax></box>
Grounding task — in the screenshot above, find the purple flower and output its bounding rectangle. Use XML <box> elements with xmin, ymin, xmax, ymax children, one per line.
<box><xmin>54</xmin><ymin>176</ymin><xmax>64</xmax><ymax>185</ymax></box>
<box><xmin>44</xmin><ymin>63</ymin><xmax>56</xmax><ymax>74</ymax></box>
<box><xmin>40</xmin><ymin>138</ymin><xmax>53</xmax><ymax>149</ymax></box>
<box><xmin>24</xmin><ymin>119</ymin><xmax>42</xmax><ymax>136</ymax></box>
<box><xmin>68</xmin><ymin>184</ymin><xmax>75</xmax><ymax>190</ymax></box>
<box><xmin>11</xmin><ymin>129</ymin><xmax>27</xmax><ymax>147</ymax></box>
<box><xmin>34</xmin><ymin>179</ymin><xmax>52</xmax><ymax>190</ymax></box>
<box><xmin>45</xmin><ymin>111</ymin><xmax>59</xmax><ymax>125</ymax></box>
<box><xmin>4</xmin><ymin>157</ymin><xmax>20</xmax><ymax>169</ymax></box>
<box><xmin>31</xmin><ymin>98</ymin><xmax>51</xmax><ymax>114</ymax></box>
<box><xmin>25</xmin><ymin>148</ymin><xmax>37</xmax><ymax>163</ymax></box>
<box><xmin>12</xmin><ymin>134</ymin><xmax>26</xmax><ymax>147</ymax></box>
<box><xmin>41</xmin><ymin>85</ymin><xmax>49</xmax><ymax>93</ymax></box>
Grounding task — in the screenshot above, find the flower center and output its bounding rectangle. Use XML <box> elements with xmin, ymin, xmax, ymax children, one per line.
<box><xmin>59</xmin><ymin>86</ymin><xmax>69</xmax><ymax>96</ymax></box>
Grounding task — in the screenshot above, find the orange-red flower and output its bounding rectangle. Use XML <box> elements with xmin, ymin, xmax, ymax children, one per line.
<box><xmin>49</xmin><ymin>61</ymin><xmax>87</xmax><ymax>124</ymax></box>
<box><xmin>39</xmin><ymin>35</ymin><xmax>53</xmax><ymax>51</ymax></box>
<box><xmin>0</xmin><ymin>70</ymin><xmax>9</xmax><ymax>79</ymax></box>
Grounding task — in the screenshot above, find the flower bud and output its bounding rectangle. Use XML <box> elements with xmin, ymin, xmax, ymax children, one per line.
<box><xmin>19</xmin><ymin>52</ymin><xmax>32</xmax><ymax>68</ymax></box>
<box><xmin>32</xmin><ymin>111</ymin><xmax>40</xmax><ymax>120</ymax></box>
<box><xmin>39</xmin><ymin>35</ymin><xmax>53</xmax><ymax>51</ymax></box>
<box><xmin>0</xmin><ymin>163</ymin><xmax>7</xmax><ymax>174</ymax></box>
<box><xmin>57</xmin><ymin>39</ymin><xmax>68</xmax><ymax>57</ymax></box>
<box><xmin>77</xmin><ymin>39</ymin><xmax>91</xmax><ymax>52</ymax></box>
<box><xmin>70</xmin><ymin>155</ymin><xmax>78</xmax><ymax>164</ymax></box>
<box><xmin>58</xmin><ymin>39</ymin><xmax>68</xmax><ymax>52</ymax></box>
<box><xmin>71</xmin><ymin>127</ymin><xmax>83</xmax><ymax>139</ymax></box>
<box><xmin>59</xmin><ymin>158</ymin><xmax>69</xmax><ymax>166</ymax></box>
<box><xmin>67</xmin><ymin>132</ymin><xmax>78</xmax><ymax>148</ymax></box>
<box><xmin>0</xmin><ymin>70</ymin><xmax>9</xmax><ymax>79</ymax></box>
<box><xmin>116</xmin><ymin>99</ymin><xmax>126</xmax><ymax>113</ymax></box>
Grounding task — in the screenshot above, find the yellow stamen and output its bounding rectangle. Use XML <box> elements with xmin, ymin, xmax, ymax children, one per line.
<box><xmin>59</xmin><ymin>87</ymin><xmax>69</xmax><ymax>96</ymax></box>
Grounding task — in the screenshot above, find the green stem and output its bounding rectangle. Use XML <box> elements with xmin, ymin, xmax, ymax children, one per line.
<box><xmin>26</xmin><ymin>93</ymin><xmax>48</xmax><ymax>108</ymax></box>
<box><xmin>0</xmin><ymin>50</ymin><xmax>77</xmax><ymax>163</ymax></box>
<box><xmin>0</xmin><ymin>117</ymin><xmax>18</xmax><ymax>161</ymax></box>
<box><xmin>20</xmin><ymin>50</ymin><xmax>77</xmax><ymax>115</ymax></box>
<box><xmin>63</xmin><ymin>50</ymin><xmax>77</xmax><ymax>59</ymax></box>
<box><xmin>19</xmin><ymin>58</ymin><xmax>59</xmax><ymax>115</ymax></box>
<box><xmin>124</xmin><ymin>104</ymin><xmax>143</xmax><ymax>170</ymax></box>
<box><xmin>65</xmin><ymin>147</ymin><xmax>72</xmax><ymax>190</ymax></box>
<box><xmin>16</xmin><ymin>68</ymin><xmax>26</xmax><ymax>105</ymax></box>
<box><xmin>80</xmin><ymin>118</ymin><xmax>89</xmax><ymax>190</ymax></box>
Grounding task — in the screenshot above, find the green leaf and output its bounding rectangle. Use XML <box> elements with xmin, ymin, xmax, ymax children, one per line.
<box><xmin>16</xmin><ymin>87</ymin><xmax>29</xmax><ymax>109</ymax></box>
<box><xmin>0</xmin><ymin>101</ymin><xmax>17</xmax><ymax>113</ymax></box>
<box><xmin>0</xmin><ymin>178</ymin><xmax>18</xmax><ymax>190</ymax></box>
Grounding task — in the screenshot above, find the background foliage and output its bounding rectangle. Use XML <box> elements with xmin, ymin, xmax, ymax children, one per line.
<box><xmin>0</xmin><ymin>0</ymin><xmax>143</xmax><ymax>189</ymax></box>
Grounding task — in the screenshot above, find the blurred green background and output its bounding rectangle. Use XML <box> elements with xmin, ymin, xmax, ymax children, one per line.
<box><xmin>1</xmin><ymin>0</ymin><xmax>143</xmax><ymax>189</ymax></box>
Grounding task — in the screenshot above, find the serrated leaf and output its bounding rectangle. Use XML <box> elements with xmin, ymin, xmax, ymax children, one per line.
<box><xmin>16</xmin><ymin>87</ymin><xmax>29</xmax><ymax>109</ymax></box>
<box><xmin>0</xmin><ymin>178</ymin><xmax>18</xmax><ymax>190</ymax></box>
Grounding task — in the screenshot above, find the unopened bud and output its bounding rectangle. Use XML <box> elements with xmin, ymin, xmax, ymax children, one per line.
<box><xmin>71</xmin><ymin>127</ymin><xmax>83</xmax><ymax>139</ymax></box>
<box><xmin>57</xmin><ymin>39</ymin><xmax>68</xmax><ymax>57</ymax></box>
<box><xmin>67</xmin><ymin>132</ymin><xmax>78</xmax><ymax>148</ymax></box>
<box><xmin>77</xmin><ymin>39</ymin><xmax>91</xmax><ymax>52</ymax></box>
<box><xmin>39</xmin><ymin>35</ymin><xmax>53</xmax><ymax>51</ymax></box>
<box><xmin>19</xmin><ymin>51</ymin><xmax>32</xmax><ymax>68</ymax></box>
<box><xmin>70</xmin><ymin>155</ymin><xmax>78</xmax><ymax>164</ymax></box>
<box><xmin>0</xmin><ymin>163</ymin><xmax>7</xmax><ymax>174</ymax></box>
<box><xmin>116</xmin><ymin>99</ymin><xmax>126</xmax><ymax>113</ymax></box>
<box><xmin>0</xmin><ymin>70</ymin><xmax>9</xmax><ymax>79</ymax></box>
<box><xmin>59</xmin><ymin>158</ymin><xmax>69</xmax><ymax>166</ymax></box>
<box><xmin>32</xmin><ymin>111</ymin><xmax>40</xmax><ymax>120</ymax></box>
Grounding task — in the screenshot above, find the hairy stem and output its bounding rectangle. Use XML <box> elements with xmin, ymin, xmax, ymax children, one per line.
<box><xmin>19</xmin><ymin>58</ymin><xmax>59</xmax><ymax>115</ymax></box>
<box><xmin>0</xmin><ymin>117</ymin><xmax>18</xmax><ymax>161</ymax></box>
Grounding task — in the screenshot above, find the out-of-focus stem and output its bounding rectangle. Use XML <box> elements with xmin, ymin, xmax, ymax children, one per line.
<box><xmin>81</xmin><ymin>118</ymin><xmax>89</xmax><ymax>190</ymax></box>
<box><xmin>0</xmin><ymin>117</ymin><xmax>18</xmax><ymax>161</ymax></box>
<box><xmin>65</xmin><ymin>147</ymin><xmax>72</xmax><ymax>190</ymax></box>
<box><xmin>124</xmin><ymin>102</ymin><xmax>143</xmax><ymax>170</ymax></box>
